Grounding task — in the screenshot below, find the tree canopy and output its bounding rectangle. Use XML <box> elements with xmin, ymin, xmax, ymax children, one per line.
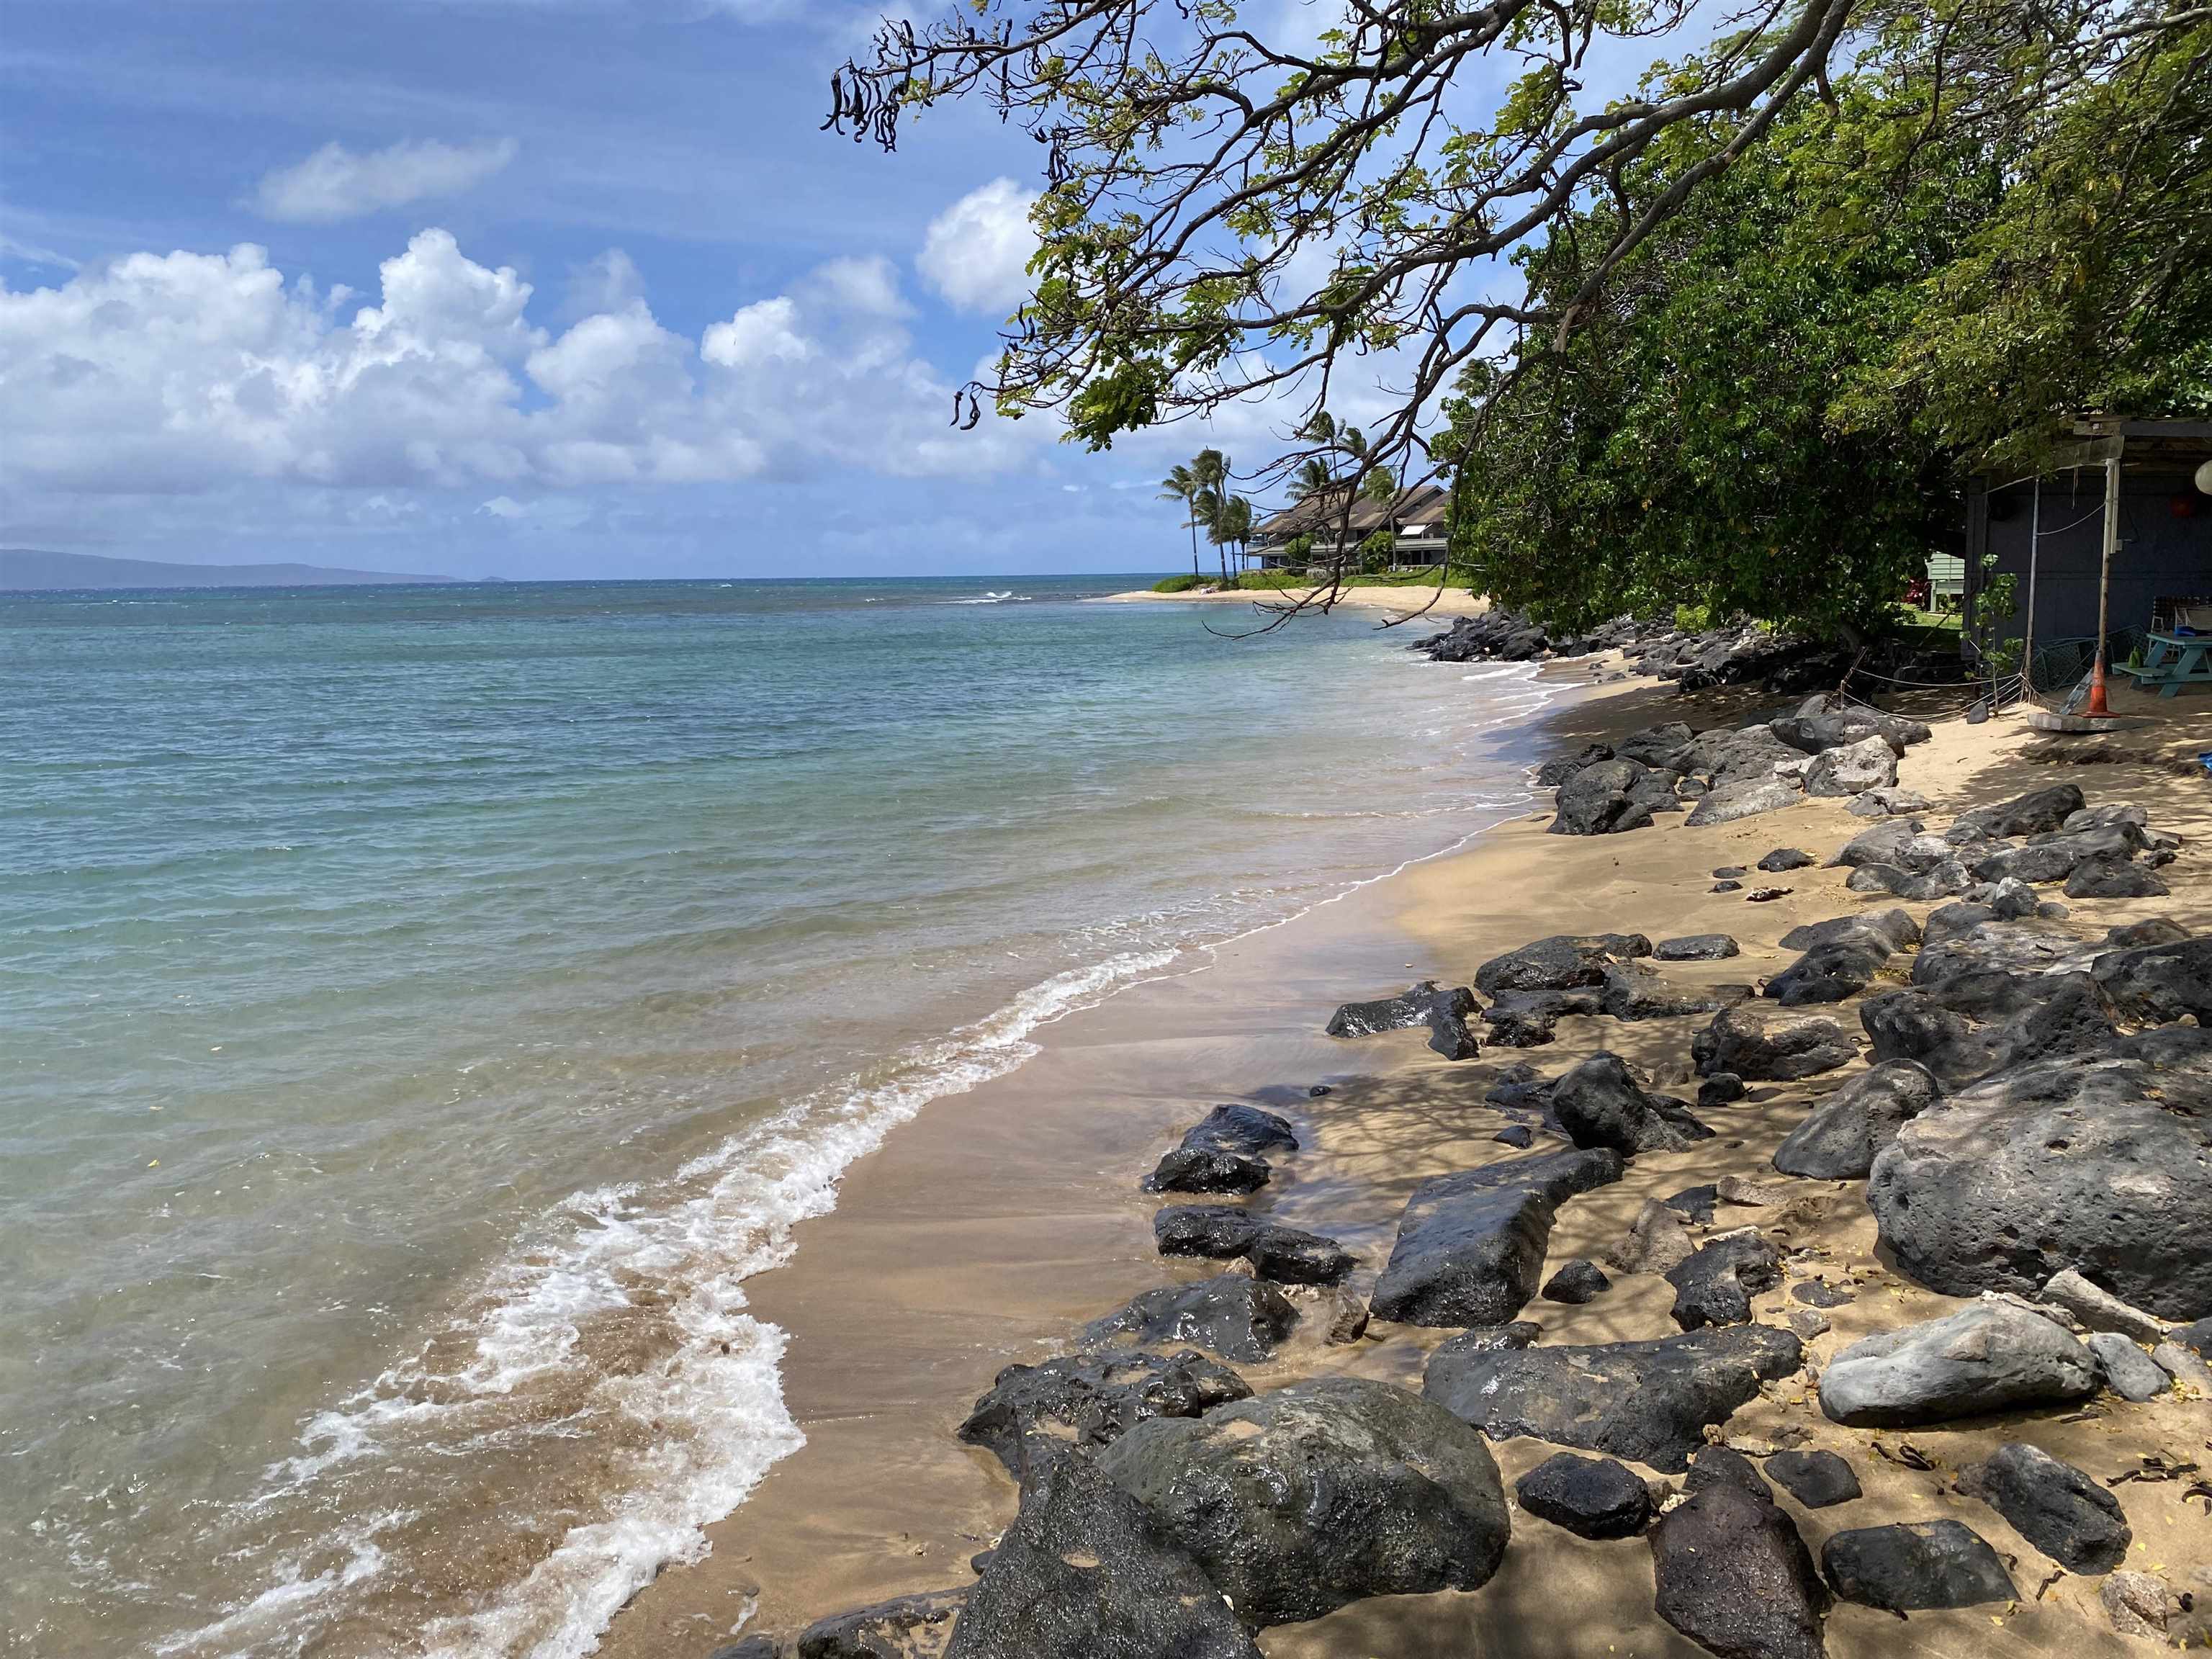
<box><xmin>829</xmin><ymin>0</ymin><xmax>2210</xmax><ymax>632</ymax></box>
<box><xmin>1439</xmin><ymin>8</ymin><xmax>2210</xmax><ymax>636</ymax></box>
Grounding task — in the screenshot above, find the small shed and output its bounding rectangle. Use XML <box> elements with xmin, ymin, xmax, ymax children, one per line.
<box><xmin>1964</xmin><ymin>418</ymin><xmax>2212</xmax><ymax>685</ymax></box>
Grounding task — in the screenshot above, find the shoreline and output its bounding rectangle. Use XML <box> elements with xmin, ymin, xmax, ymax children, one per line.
<box><xmin>603</xmin><ymin>661</ymin><xmax>2212</xmax><ymax>1659</ymax></box>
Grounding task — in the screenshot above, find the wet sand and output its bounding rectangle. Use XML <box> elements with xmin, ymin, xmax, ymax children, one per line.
<box><xmin>602</xmin><ymin>670</ymin><xmax>2212</xmax><ymax>1659</ymax></box>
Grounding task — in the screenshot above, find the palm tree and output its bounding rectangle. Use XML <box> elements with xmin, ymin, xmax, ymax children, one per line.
<box><xmin>1286</xmin><ymin>457</ymin><xmax>1335</xmax><ymax>503</ymax></box>
<box><xmin>1158</xmin><ymin>464</ymin><xmax>1202</xmax><ymax>578</ymax></box>
<box><xmin>1215</xmin><ymin>495</ymin><xmax>1255</xmax><ymax>575</ymax></box>
<box><xmin>1192</xmin><ymin>449</ymin><xmax>1231</xmax><ymax>582</ymax></box>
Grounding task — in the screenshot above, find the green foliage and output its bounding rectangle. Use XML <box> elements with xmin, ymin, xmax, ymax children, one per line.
<box><xmin>1442</xmin><ymin>56</ymin><xmax>2004</xmax><ymax>639</ymax></box>
<box><xmin>1151</xmin><ymin>572</ymin><xmax>1204</xmax><ymax>593</ymax></box>
<box><xmin>1840</xmin><ymin>20</ymin><xmax>2212</xmax><ymax>470</ymax></box>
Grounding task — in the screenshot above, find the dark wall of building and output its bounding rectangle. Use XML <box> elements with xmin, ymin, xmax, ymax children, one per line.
<box><xmin>1966</xmin><ymin>466</ymin><xmax>2212</xmax><ymax>655</ymax></box>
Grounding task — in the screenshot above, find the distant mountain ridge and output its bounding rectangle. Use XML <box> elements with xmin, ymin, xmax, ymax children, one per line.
<box><xmin>0</xmin><ymin>549</ymin><xmax>459</xmax><ymax>591</ymax></box>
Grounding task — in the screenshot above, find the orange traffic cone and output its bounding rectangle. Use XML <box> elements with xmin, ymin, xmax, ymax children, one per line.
<box><xmin>2086</xmin><ymin>659</ymin><xmax>2111</xmax><ymax>718</ymax></box>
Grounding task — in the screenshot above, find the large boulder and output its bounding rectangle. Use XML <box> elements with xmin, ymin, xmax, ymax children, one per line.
<box><xmin>1817</xmin><ymin>1299</ymin><xmax>2100</xmax><ymax>1426</ymax></box>
<box><xmin>1958</xmin><ymin>1442</ymin><xmax>2132</xmax><ymax>1575</ymax></box>
<box><xmin>1242</xmin><ymin>1226</ymin><xmax>1354</xmax><ymax>1286</ymax></box>
<box><xmin>1550</xmin><ymin>1053</ymin><xmax>1712</xmax><ymax>1154</ymax></box>
<box><xmin>1831</xmin><ymin>818</ymin><xmax>1933</xmax><ymax>869</ymax></box>
<box><xmin>958</xmin><ymin>1349</ymin><xmax>1252</xmax><ymax>1478</ymax></box>
<box><xmin>1665</xmin><ymin>1229</ymin><xmax>1783</xmax><ymax>1330</ymax></box>
<box><xmin>1771</xmin><ymin>701</ymin><xmax>1919</xmax><ymax>757</ymax></box>
<box><xmin>1552</xmin><ymin>758</ymin><xmax>1658</xmax><ymax>835</ymax></box>
<box><xmin>1180</xmin><ymin>1103</ymin><xmax>1298</xmax><ymax>1156</ymax></box>
<box><xmin>1474</xmin><ymin>932</ymin><xmax>1652</xmax><ymax>995</ymax></box>
<box><xmin>2091</xmin><ymin>932</ymin><xmax>2212</xmax><ymax>1025</ymax></box>
<box><xmin>1650</xmin><ymin>1483</ymin><xmax>1829</xmax><ymax>1659</ymax></box>
<box><xmin>1369</xmin><ymin>1147</ymin><xmax>1624</xmax><ymax>1326</ymax></box>
<box><xmin>1097</xmin><ymin>1377</ymin><xmax>1511</xmax><ymax>1629</ymax></box>
<box><xmin>945</xmin><ymin>1451</ymin><xmax>1259</xmax><ymax>1659</ymax></box>
<box><xmin>1764</xmin><ymin>913</ymin><xmax>1915</xmax><ymax>1005</ymax></box>
<box><xmin>1772</xmin><ymin>1060</ymin><xmax>1940</xmax><ymax>1179</ymax></box>
<box><xmin>1424</xmin><ymin>1322</ymin><xmax>1804</xmax><ymax>1472</ymax></box>
<box><xmin>1866</xmin><ymin>1028</ymin><xmax>2212</xmax><ymax>1318</ymax></box>
<box><xmin>1946</xmin><ymin>784</ymin><xmax>2087</xmax><ymax>844</ymax></box>
<box><xmin>1514</xmin><ymin>1452</ymin><xmax>1654</xmax><ymax>1539</ymax></box>
<box><xmin>1081</xmin><ymin>1276</ymin><xmax>1300</xmax><ymax>1364</ymax></box>
<box><xmin>1782</xmin><ymin>909</ymin><xmax>1923</xmax><ymax>954</ymax></box>
<box><xmin>1145</xmin><ymin>1147</ymin><xmax>1271</xmax><ymax>1194</ymax></box>
<box><xmin>1154</xmin><ymin>1205</ymin><xmax>1259</xmax><ymax>1259</ymax></box>
<box><xmin>1821</xmin><ymin>1520</ymin><xmax>2017</xmax><ymax>1612</ymax></box>
<box><xmin>1535</xmin><ymin>742</ymin><xmax>1614</xmax><ymax>788</ymax></box>
<box><xmin>1804</xmin><ymin>734</ymin><xmax>1898</xmax><ymax>797</ymax></box>
<box><xmin>2065</xmin><ymin>855</ymin><xmax>2171</xmax><ymax>899</ymax></box>
<box><xmin>1861</xmin><ymin>973</ymin><xmax>2119</xmax><ymax>1084</ymax></box>
<box><xmin>1479</xmin><ymin>988</ymin><xmax>1594</xmax><ymax>1047</ymax></box>
<box><xmin>1597</xmin><ymin>961</ymin><xmax>1732</xmax><ymax>1021</ymax></box>
<box><xmin>796</xmin><ymin>1590</ymin><xmax>968</xmax><ymax>1659</ymax></box>
<box><xmin>1684</xmin><ymin>772</ymin><xmax>1804</xmax><ymax>827</ymax></box>
<box><xmin>1325</xmin><ymin>981</ymin><xmax>1480</xmax><ymax>1060</ymax></box>
<box><xmin>1972</xmin><ymin>824</ymin><xmax>2142</xmax><ymax>887</ymax></box>
<box><xmin>1693</xmin><ymin>1005</ymin><xmax>1857</xmax><ymax>1082</ymax></box>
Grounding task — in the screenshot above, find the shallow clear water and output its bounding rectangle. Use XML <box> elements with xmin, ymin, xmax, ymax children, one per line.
<box><xmin>0</xmin><ymin>576</ymin><xmax>1555</xmax><ymax>1656</ymax></box>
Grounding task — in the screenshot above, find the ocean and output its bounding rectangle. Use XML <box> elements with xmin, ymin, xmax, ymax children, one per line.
<box><xmin>0</xmin><ymin>576</ymin><xmax>1557</xmax><ymax>1657</ymax></box>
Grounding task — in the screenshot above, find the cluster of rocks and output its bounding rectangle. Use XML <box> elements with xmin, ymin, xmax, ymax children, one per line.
<box><xmin>713</xmin><ymin>777</ymin><xmax>2207</xmax><ymax>1658</ymax></box>
<box><xmin>1321</xmin><ymin>929</ymin><xmax>1753</xmax><ymax>1056</ymax></box>
<box><xmin>1543</xmin><ymin>696</ymin><xmax>1933</xmax><ymax>836</ymax></box>
<box><xmin>1832</xmin><ymin>785</ymin><xmax>2180</xmax><ymax>904</ymax></box>
<box><xmin>1415</xmin><ymin>611</ymin><xmax>1969</xmax><ymax>695</ymax></box>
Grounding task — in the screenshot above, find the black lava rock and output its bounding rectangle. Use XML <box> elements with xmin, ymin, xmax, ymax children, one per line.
<box><xmin>797</xmin><ymin>1590</ymin><xmax>968</xmax><ymax>1659</ymax></box>
<box><xmin>1369</xmin><ymin>1147</ymin><xmax>1624</xmax><ymax>1328</ymax></box>
<box><xmin>1424</xmin><ymin>1323</ymin><xmax>1804</xmax><ymax>1473</ymax></box>
<box><xmin>945</xmin><ymin>1451</ymin><xmax>1259</xmax><ymax>1659</ymax></box>
<box><xmin>1098</xmin><ymin>1377</ymin><xmax>1510</xmax><ymax>1629</ymax></box>
<box><xmin>1650</xmin><ymin>1483</ymin><xmax>1828</xmax><ymax>1659</ymax></box>
<box><xmin>1766</xmin><ymin>1449</ymin><xmax>1861</xmax><ymax>1509</ymax></box>
<box><xmin>1821</xmin><ymin>1520</ymin><xmax>2016</xmax><ymax>1611</ymax></box>
<box><xmin>1542</xmin><ymin>1259</ymin><xmax>1611</xmax><ymax>1304</ymax></box>
<box><xmin>1514</xmin><ymin>1452</ymin><xmax>1654</xmax><ymax>1539</ymax></box>
<box><xmin>1143</xmin><ymin>1146</ymin><xmax>1270</xmax><ymax>1194</ymax></box>
<box><xmin>1081</xmin><ymin>1276</ymin><xmax>1299</xmax><ymax>1364</ymax></box>
<box><xmin>1959</xmin><ymin>1442</ymin><xmax>2132</xmax><ymax>1575</ymax></box>
<box><xmin>1665</xmin><ymin>1231</ymin><xmax>1783</xmax><ymax>1330</ymax></box>
<box><xmin>1244</xmin><ymin>1225</ymin><xmax>1355</xmax><ymax>1286</ymax></box>
<box><xmin>1153</xmin><ymin>1205</ymin><xmax>1259</xmax><ymax>1259</ymax></box>
<box><xmin>958</xmin><ymin>1348</ymin><xmax>1252</xmax><ymax>1478</ymax></box>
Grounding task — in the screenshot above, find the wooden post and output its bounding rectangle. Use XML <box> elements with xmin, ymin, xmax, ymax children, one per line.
<box><xmin>2087</xmin><ymin>449</ymin><xmax>2120</xmax><ymax>716</ymax></box>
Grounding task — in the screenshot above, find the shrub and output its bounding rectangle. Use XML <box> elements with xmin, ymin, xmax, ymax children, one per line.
<box><xmin>1151</xmin><ymin>572</ymin><xmax>1203</xmax><ymax>593</ymax></box>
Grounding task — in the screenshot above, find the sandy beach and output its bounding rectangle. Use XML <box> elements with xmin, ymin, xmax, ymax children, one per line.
<box><xmin>1097</xmin><ymin>581</ymin><xmax>1498</xmax><ymax>621</ymax></box>
<box><xmin>602</xmin><ymin>659</ymin><xmax>2212</xmax><ymax>1659</ymax></box>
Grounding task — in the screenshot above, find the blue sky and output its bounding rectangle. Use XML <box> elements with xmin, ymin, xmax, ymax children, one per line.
<box><xmin>1</xmin><ymin>1</ymin><xmax>1294</xmax><ymax>577</ymax></box>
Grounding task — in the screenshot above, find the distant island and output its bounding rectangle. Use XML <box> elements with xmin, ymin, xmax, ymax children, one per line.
<box><xmin>0</xmin><ymin>549</ymin><xmax>459</xmax><ymax>591</ymax></box>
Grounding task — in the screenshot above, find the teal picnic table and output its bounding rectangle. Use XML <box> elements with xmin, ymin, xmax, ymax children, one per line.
<box><xmin>2130</xmin><ymin>631</ymin><xmax>2212</xmax><ymax>698</ymax></box>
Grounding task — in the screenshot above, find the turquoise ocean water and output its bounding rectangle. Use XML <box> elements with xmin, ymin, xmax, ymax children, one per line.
<box><xmin>0</xmin><ymin>577</ymin><xmax>1557</xmax><ymax>1656</ymax></box>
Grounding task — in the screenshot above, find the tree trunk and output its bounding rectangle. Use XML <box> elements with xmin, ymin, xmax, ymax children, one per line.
<box><xmin>1189</xmin><ymin>513</ymin><xmax>1200</xmax><ymax>578</ymax></box>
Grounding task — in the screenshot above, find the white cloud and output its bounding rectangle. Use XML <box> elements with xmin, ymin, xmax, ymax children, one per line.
<box><xmin>253</xmin><ymin>137</ymin><xmax>520</xmax><ymax>224</ymax></box>
<box><xmin>917</xmin><ymin>178</ymin><xmax>1039</xmax><ymax>315</ymax></box>
<box><xmin>0</xmin><ymin>228</ymin><xmax>1042</xmax><ymax>508</ymax></box>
